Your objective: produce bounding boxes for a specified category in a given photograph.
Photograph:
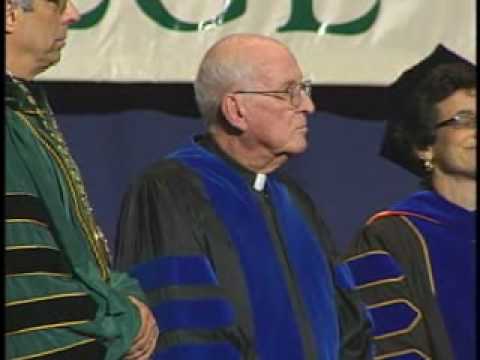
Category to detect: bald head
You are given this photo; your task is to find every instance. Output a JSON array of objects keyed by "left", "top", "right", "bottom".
[
  {"left": 194, "top": 34, "right": 296, "bottom": 128},
  {"left": 203, "top": 33, "right": 292, "bottom": 70}
]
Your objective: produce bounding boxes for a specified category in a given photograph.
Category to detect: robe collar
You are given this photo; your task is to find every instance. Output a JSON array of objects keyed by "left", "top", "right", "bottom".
[
  {"left": 196, "top": 134, "right": 268, "bottom": 193},
  {"left": 391, "top": 190, "right": 476, "bottom": 225}
]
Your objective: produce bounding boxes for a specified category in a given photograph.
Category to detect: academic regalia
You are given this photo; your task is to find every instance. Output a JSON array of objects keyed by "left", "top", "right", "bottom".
[
  {"left": 343, "top": 44, "right": 476, "bottom": 360},
  {"left": 5, "top": 75, "right": 144, "bottom": 359},
  {"left": 344, "top": 191, "right": 475, "bottom": 359},
  {"left": 114, "top": 135, "right": 372, "bottom": 359}
]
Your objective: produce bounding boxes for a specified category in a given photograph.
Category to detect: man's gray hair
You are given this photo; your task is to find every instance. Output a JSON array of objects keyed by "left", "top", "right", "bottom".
[
  {"left": 194, "top": 46, "right": 255, "bottom": 128},
  {"left": 10, "top": 0, "right": 34, "bottom": 11}
]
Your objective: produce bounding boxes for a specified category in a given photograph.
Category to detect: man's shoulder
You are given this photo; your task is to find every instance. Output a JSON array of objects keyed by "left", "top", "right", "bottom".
[
  {"left": 130, "top": 157, "right": 204, "bottom": 195},
  {"left": 142, "top": 158, "right": 187, "bottom": 177},
  {"left": 276, "top": 172, "right": 314, "bottom": 205},
  {"left": 347, "top": 208, "right": 424, "bottom": 261},
  {"left": 5, "top": 101, "right": 23, "bottom": 124},
  {"left": 276, "top": 171, "right": 302, "bottom": 191},
  {"left": 359, "top": 209, "right": 417, "bottom": 244}
]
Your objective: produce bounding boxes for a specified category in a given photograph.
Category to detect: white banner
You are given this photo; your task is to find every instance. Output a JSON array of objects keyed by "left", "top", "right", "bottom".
[{"left": 40, "top": 0, "right": 476, "bottom": 85}]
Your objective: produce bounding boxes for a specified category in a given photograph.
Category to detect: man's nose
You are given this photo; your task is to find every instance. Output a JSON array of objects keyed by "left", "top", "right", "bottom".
[
  {"left": 299, "top": 92, "right": 315, "bottom": 114},
  {"left": 63, "top": 1, "right": 81, "bottom": 26}
]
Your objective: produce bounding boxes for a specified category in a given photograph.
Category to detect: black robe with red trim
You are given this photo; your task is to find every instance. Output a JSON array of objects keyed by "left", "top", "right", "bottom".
[{"left": 343, "top": 190, "right": 476, "bottom": 360}]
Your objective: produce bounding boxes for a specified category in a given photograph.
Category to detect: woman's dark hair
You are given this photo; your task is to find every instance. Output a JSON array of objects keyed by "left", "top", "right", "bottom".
[{"left": 392, "top": 62, "right": 476, "bottom": 185}]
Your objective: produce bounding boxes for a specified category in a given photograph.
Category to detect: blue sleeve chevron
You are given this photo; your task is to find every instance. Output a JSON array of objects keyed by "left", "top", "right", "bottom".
[
  {"left": 129, "top": 255, "right": 218, "bottom": 290},
  {"left": 129, "top": 255, "right": 236, "bottom": 332},
  {"left": 345, "top": 251, "right": 404, "bottom": 289},
  {"left": 368, "top": 300, "right": 420, "bottom": 339},
  {"left": 153, "top": 342, "right": 241, "bottom": 359},
  {"left": 153, "top": 298, "right": 235, "bottom": 331}
]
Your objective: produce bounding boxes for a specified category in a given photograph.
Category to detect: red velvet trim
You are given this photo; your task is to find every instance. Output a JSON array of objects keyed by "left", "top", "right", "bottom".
[{"left": 366, "top": 210, "right": 441, "bottom": 225}]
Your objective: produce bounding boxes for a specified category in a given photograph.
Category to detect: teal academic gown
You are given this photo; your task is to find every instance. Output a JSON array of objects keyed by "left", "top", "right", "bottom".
[{"left": 5, "top": 76, "right": 144, "bottom": 360}]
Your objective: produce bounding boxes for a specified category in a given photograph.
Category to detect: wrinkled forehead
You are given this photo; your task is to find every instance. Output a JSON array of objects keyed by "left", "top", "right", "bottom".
[{"left": 252, "top": 46, "right": 303, "bottom": 87}]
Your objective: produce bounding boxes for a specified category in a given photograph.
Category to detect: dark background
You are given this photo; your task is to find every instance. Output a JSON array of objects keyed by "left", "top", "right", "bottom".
[{"left": 45, "top": 82, "right": 418, "bottom": 252}]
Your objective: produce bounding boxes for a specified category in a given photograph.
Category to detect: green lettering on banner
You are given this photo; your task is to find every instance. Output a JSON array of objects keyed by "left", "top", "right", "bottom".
[
  {"left": 70, "top": 0, "right": 110, "bottom": 29},
  {"left": 279, "top": 0, "right": 381, "bottom": 35},
  {"left": 278, "top": 0, "right": 322, "bottom": 32},
  {"left": 327, "top": 0, "right": 381, "bottom": 35},
  {"left": 136, "top": 0, "right": 246, "bottom": 31}
]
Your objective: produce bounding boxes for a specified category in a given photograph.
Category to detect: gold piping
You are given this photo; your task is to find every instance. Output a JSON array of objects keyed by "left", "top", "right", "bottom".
[
  {"left": 344, "top": 250, "right": 390, "bottom": 263},
  {"left": 6, "top": 320, "right": 90, "bottom": 336},
  {"left": 12, "top": 338, "right": 96, "bottom": 360},
  {"left": 6, "top": 292, "right": 87, "bottom": 307},
  {"left": 15, "top": 111, "right": 109, "bottom": 279},
  {"left": 400, "top": 216, "right": 436, "bottom": 294},
  {"left": 6, "top": 192, "right": 36, "bottom": 197},
  {"left": 344, "top": 250, "right": 406, "bottom": 289},
  {"left": 374, "top": 348, "right": 430, "bottom": 360},
  {"left": 6, "top": 272, "right": 72, "bottom": 278},
  {"left": 354, "top": 276, "right": 405, "bottom": 290},
  {"left": 6, "top": 245, "right": 59, "bottom": 251},
  {"left": 367, "top": 298, "right": 421, "bottom": 340},
  {"left": 6, "top": 219, "right": 49, "bottom": 228}
]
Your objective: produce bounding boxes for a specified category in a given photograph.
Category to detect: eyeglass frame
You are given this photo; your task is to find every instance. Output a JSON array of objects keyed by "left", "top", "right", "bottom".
[
  {"left": 435, "top": 111, "right": 476, "bottom": 130},
  {"left": 233, "top": 80, "right": 312, "bottom": 108}
]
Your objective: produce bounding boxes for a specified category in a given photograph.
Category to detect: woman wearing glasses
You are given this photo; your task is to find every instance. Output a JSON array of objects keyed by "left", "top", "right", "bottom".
[{"left": 343, "top": 46, "right": 476, "bottom": 360}]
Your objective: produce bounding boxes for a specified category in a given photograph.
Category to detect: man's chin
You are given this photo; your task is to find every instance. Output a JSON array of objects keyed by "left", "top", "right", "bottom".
[
  {"left": 50, "top": 52, "right": 62, "bottom": 66},
  {"left": 286, "top": 142, "right": 308, "bottom": 156},
  {"left": 38, "top": 54, "right": 62, "bottom": 73}
]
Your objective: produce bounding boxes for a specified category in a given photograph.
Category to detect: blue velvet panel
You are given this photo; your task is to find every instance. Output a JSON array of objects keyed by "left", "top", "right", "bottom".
[
  {"left": 170, "top": 144, "right": 305, "bottom": 359},
  {"left": 129, "top": 255, "right": 217, "bottom": 291},
  {"left": 369, "top": 301, "right": 418, "bottom": 337},
  {"left": 153, "top": 342, "right": 241, "bottom": 360},
  {"left": 170, "top": 141, "right": 340, "bottom": 359},
  {"left": 391, "top": 191, "right": 476, "bottom": 360},
  {"left": 346, "top": 253, "right": 403, "bottom": 288},
  {"left": 152, "top": 299, "right": 235, "bottom": 332},
  {"left": 269, "top": 182, "right": 339, "bottom": 360},
  {"left": 334, "top": 263, "right": 356, "bottom": 290},
  {"left": 379, "top": 351, "right": 425, "bottom": 360}
]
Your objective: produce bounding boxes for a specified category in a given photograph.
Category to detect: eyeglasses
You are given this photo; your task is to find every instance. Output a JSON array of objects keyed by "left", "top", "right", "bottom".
[
  {"left": 234, "top": 80, "right": 312, "bottom": 108},
  {"left": 435, "top": 111, "right": 476, "bottom": 130}
]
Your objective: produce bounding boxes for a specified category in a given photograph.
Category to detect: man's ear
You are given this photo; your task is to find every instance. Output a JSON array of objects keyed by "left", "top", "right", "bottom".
[
  {"left": 6, "top": 0, "right": 26, "bottom": 34},
  {"left": 6, "top": 1, "right": 20, "bottom": 34},
  {"left": 221, "top": 94, "right": 248, "bottom": 132}
]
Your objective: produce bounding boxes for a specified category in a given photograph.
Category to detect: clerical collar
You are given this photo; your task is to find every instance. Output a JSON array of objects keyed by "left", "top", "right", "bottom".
[
  {"left": 196, "top": 134, "right": 268, "bottom": 192},
  {"left": 253, "top": 173, "right": 267, "bottom": 192}
]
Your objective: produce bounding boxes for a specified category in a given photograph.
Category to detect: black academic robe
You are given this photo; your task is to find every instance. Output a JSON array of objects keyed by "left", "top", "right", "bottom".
[
  {"left": 115, "top": 135, "right": 371, "bottom": 359},
  {"left": 343, "top": 190, "right": 475, "bottom": 360}
]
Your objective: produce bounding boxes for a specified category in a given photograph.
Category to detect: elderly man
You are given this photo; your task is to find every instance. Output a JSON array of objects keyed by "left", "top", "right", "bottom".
[
  {"left": 5, "top": 1, "right": 157, "bottom": 359},
  {"left": 115, "top": 34, "right": 371, "bottom": 359}
]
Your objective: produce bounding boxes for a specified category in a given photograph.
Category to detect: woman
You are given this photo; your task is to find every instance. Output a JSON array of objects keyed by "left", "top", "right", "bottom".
[{"left": 343, "top": 46, "right": 476, "bottom": 360}]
